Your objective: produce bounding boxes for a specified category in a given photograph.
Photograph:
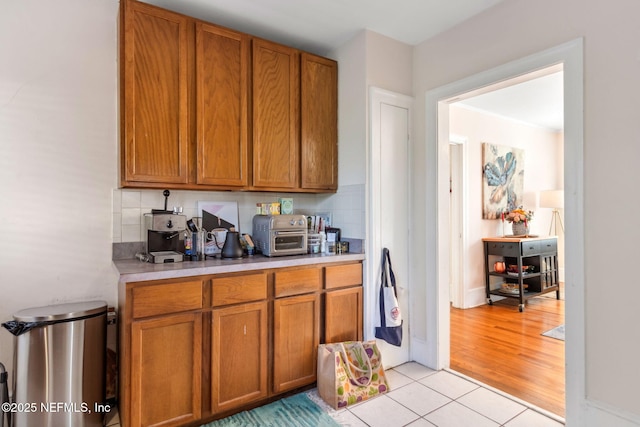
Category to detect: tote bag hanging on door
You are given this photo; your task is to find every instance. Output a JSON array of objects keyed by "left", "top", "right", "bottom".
[{"left": 374, "top": 248, "right": 403, "bottom": 346}]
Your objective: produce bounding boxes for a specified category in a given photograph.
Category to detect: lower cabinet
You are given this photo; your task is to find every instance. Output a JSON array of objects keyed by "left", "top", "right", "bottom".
[
  {"left": 324, "top": 263, "right": 363, "bottom": 343},
  {"left": 130, "top": 312, "right": 202, "bottom": 427},
  {"left": 325, "top": 286, "right": 363, "bottom": 343},
  {"left": 211, "top": 301, "right": 268, "bottom": 413},
  {"left": 121, "top": 261, "right": 362, "bottom": 427},
  {"left": 273, "top": 293, "right": 320, "bottom": 393}
]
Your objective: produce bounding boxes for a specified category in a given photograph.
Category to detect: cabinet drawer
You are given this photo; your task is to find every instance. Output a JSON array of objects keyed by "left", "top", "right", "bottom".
[
  {"left": 538, "top": 239, "right": 558, "bottom": 254},
  {"left": 274, "top": 267, "right": 321, "bottom": 298},
  {"left": 325, "top": 263, "right": 362, "bottom": 289},
  {"left": 132, "top": 280, "right": 203, "bottom": 319},
  {"left": 521, "top": 241, "right": 539, "bottom": 256},
  {"left": 212, "top": 273, "right": 268, "bottom": 307},
  {"left": 486, "top": 242, "right": 519, "bottom": 256}
]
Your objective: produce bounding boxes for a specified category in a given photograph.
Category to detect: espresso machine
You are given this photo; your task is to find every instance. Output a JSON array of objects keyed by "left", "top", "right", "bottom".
[{"left": 144, "top": 212, "right": 187, "bottom": 263}]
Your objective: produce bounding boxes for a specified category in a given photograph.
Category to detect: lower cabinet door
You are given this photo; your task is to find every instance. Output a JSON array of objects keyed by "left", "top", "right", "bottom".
[
  {"left": 273, "top": 293, "right": 320, "bottom": 393},
  {"left": 131, "top": 312, "right": 202, "bottom": 427},
  {"left": 211, "top": 301, "right": 268, "bottom": 413},
  {"left": 325, "top": 287, "right": 363, "bottom": 343}
]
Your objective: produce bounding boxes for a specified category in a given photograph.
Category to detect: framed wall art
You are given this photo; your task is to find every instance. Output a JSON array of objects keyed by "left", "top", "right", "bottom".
[
  {"left": 482, "top": 143, "right": 525, "bottom": 219},
  {"left": 197, "top": 201, "right": 239, "bottom": 232}
]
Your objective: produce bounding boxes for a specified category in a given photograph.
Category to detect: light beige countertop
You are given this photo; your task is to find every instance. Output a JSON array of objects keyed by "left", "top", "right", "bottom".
[
  {"left": 113, "top": 252, "right": 365, "bottom": 283},
  {"left": 482, "top": 235, "right": 558, "bottom": 243}
]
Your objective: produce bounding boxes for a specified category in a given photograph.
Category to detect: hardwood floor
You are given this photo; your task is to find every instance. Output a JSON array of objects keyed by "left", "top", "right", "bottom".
[{"left": 450, "top": 290, "right": 565, "bottom": 417}]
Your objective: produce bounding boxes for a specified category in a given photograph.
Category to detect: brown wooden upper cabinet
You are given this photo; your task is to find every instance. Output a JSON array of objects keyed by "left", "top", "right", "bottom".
[
  {"left": 196, "top": 22, "right": 250, "bottom": 188},
  {"left": 121, "top": 0, "right": 191, "bottom": 185},
  {"left": 120, "top": 0, "right": 337, "bottom": 193},
  {"left": 301, "top": 53, "right": 338, "bottom": 191},
  {"left": 252, "top": 41, "right": 338, "bottom": 192},
  {"left": 252, "top": 39, "right": 300, "bottom": 190}
]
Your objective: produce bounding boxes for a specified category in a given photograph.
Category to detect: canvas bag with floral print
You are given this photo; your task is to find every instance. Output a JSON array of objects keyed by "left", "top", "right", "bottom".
[{"left": 317, "top": 340, "right": 390, "bottom": 409}]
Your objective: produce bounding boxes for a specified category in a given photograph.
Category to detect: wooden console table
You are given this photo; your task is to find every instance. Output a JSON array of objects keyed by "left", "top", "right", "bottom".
[{"left": 483, "top": 236, "right": 559, "bottom": 312}]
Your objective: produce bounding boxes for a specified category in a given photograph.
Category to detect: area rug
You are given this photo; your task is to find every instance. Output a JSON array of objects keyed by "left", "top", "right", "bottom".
[
  {"left": 542, "top": 324, "right": 565, "bottom": 341},
  {"left": 201, "top": 392, "right": 340, "bottom": 427}
]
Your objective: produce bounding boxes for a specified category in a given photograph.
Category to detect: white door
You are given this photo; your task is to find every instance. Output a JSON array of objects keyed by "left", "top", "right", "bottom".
[
  {"left": 368, "top": 87, "right": 412, "bottom": 368},
  {"left": 449, "top": 135, "right": 467, "bottom": 309}
]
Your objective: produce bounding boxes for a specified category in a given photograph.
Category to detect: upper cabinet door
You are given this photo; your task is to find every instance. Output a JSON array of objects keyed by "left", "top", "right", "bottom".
[
  {"left": 300, "top": 53, "right": 338, "bottom": 191},
  {"left": 196, "top": 23, "right": 250, "bottom": 187},
  {"left": 252, "top": 39, "right": 299, "bottom": 189},
  {"left": 121, "top": 0, "right": 191, "bottom": 184}
]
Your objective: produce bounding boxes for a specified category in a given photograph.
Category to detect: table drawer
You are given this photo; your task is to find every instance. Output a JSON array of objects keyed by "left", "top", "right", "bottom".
[
  {"left": 521, "top": 241, "right": 540, "bottom": 256},
  {"left": 212, "top": 273, "right": 268, "bottom": 307},
  {"left": 486, "top": 242, "right": 519, "bottom": 256},
  {"left": 132, "top": 280, "right": 203, "bottom": 319},
  {"left": 274, "top": 267, "right": 322, "bottom": 298},
  {"left": 538, "top": 239, "right": 558, "bottom": 254}
]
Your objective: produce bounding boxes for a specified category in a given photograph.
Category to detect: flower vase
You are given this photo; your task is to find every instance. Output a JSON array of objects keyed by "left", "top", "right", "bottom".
[{"left": 512, "top": 221, "right": 529, "bottom": 236}]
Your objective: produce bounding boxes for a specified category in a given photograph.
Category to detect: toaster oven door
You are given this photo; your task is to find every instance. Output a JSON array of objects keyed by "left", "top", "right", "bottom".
[{"left": 273, "top": 231, "right": 306, "bottom": 253}]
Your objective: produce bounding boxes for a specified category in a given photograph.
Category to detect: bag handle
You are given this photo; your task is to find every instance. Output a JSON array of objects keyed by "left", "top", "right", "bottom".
[
  {"left": 381, "top": 248, "right": 397, "bottom": 290},
  {"left": 338, "top": 342, "right": 373, "bottom": 387}
]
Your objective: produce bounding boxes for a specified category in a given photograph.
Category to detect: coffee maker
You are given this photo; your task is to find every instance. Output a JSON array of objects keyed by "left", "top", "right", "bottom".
[{"left": 144, "top": 213, "right": 187, "bottom": 263}]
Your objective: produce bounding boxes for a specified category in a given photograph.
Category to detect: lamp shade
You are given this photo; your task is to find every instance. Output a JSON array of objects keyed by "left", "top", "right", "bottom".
[{"left": 540, "top": 190, "right": 564, "bottom": 209}]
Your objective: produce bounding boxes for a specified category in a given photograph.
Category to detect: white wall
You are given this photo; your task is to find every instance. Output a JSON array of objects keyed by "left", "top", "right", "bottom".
[
  {"left": 412, "top": 0, "right": 640, "bottom": 423},
  {"left": 0, "top": 0, "right": 120, "bottom": 372},
  {"left": 449, "top": 105, "right": 563, "bottom": 308},
  {"left": 365, "top": 32, "right": 413, "bottom": 97},
  {"left": 329, "top": 30, "right": 413, "bottom": 189},
  {"left": 331, "top": 32, "right": 366, "bottom": 187}
]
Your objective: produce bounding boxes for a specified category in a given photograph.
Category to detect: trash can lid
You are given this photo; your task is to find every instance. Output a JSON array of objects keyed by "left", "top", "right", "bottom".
[{"left": 13, "top": 300, "right": 107, "bottom": 322}]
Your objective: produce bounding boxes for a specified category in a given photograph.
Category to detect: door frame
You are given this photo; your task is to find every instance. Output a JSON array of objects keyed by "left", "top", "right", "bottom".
[{"left": 423, "top": 38, "right": 584, "bottom": 423}]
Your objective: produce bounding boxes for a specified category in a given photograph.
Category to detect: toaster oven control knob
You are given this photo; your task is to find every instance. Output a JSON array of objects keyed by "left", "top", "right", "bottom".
[
  {"left": 290, "top": 219, "right": 296, "bottom": 226},
  {"left": 166, "top": 220, "right": 173, "bottom": 229},
  {"left": 298, "top": 219, "right": 306, "bottom": 226}
]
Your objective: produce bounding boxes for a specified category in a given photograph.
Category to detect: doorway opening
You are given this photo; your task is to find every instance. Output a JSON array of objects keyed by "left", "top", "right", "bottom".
[
  {"left": 422, "top": 38, "right": 584, "bottom": 424},
  {"left": 446, "top": 68, "right": 566, "bottom": 416},
  {"left": 447, "top": 66, "right": 565, "bottom": 309}
]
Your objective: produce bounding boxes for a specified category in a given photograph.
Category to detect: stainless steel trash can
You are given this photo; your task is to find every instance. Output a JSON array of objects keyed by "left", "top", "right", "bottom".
[{"left": 11, "top": 301, "right": 107, "bottom": 427}]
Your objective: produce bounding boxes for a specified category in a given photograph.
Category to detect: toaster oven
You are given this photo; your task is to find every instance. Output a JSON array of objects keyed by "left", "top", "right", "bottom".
[{"left": 252, "top": 215, "right": 308, "bottom": 257}]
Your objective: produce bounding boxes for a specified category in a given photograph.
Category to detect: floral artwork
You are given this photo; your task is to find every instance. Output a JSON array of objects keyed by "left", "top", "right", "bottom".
[{"left": 482, "top": 143, "right": 525, "bottom": 219}]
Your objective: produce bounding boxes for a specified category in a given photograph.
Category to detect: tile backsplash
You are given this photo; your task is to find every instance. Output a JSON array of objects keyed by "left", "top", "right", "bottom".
[{"left": 112, "top": 184, "right": 365, "bottom": 246}]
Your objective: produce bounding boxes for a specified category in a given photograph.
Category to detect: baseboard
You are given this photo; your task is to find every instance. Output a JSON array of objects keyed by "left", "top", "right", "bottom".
[
  {"left": 409, "top": 336, "right": 431, "bottom": 368},
  {"left": 580, "top": 398, "right": 640, "bottom": 427},
  {"left": 466, "top": 285, "right": 492, "bottom": 308}
]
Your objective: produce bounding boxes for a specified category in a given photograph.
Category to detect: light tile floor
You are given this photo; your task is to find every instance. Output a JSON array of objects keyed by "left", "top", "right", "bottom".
[{"left": 104, "top": 362, "right": 566, "bottom": 427}]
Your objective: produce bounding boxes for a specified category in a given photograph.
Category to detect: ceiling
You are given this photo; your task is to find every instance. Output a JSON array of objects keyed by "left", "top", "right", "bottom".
[
  {"left": 140, "top": 0, "right": 563, "bottom": 131},
  {"left": 140, "top": 0, "right": 505, "bottom": 54},
  {"left": 455, "top": 71, "right": 565, "bottom": 131}
]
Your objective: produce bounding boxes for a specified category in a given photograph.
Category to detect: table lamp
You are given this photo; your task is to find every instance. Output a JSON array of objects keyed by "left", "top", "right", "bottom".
[{"left": 540, "top": 189, "right": 564, "bottom": 236}]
